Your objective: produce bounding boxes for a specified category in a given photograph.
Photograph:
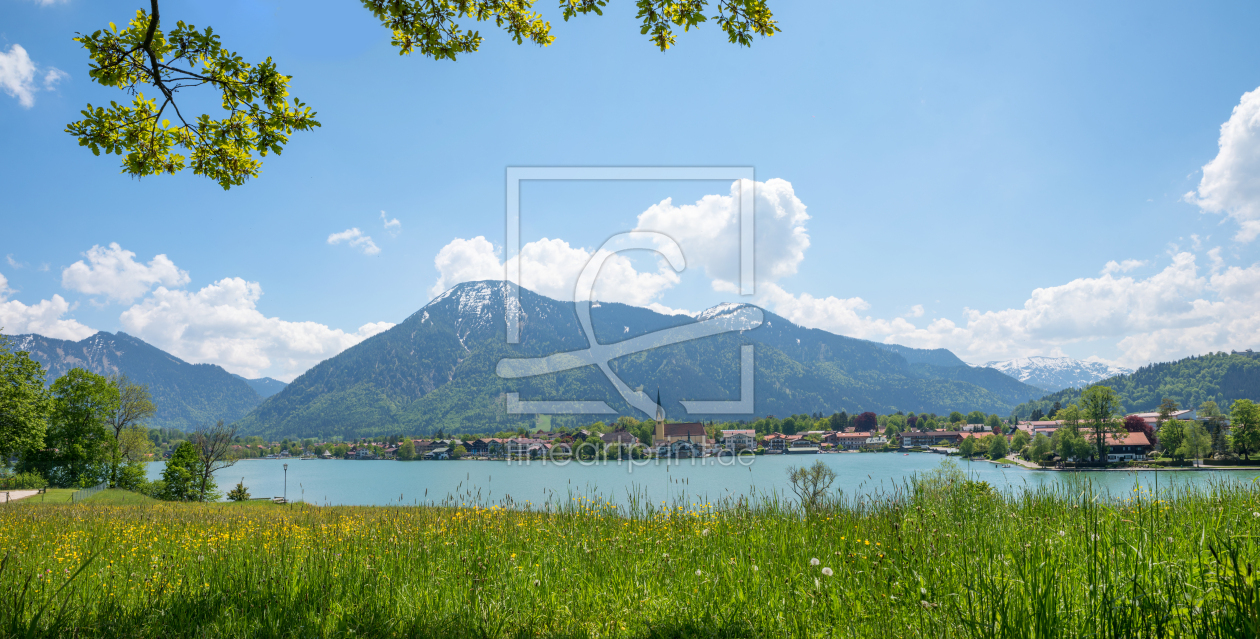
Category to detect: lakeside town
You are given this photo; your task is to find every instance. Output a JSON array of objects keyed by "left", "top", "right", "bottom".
[{"left": 216, "top": 394, "right": 1258, "bottom": 470}]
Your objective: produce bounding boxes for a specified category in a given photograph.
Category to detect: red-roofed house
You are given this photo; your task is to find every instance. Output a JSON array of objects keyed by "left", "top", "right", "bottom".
[{"left": 1105, "top": 431, "right": 1153, "bottom": 462}]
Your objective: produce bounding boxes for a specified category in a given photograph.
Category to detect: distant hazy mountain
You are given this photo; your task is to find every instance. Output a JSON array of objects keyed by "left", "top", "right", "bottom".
[
  {"left": 10, "top": 331, "right": 264, "bottom": 431},
  {"left": 233, "top": 375, "right": 288, "bottom": 399},
  {"left": 235, "top": 281, "right": 1047, "bottom": 439},
  {"left": 983, "top": 356, "right": 1133, "bottom": 392}
]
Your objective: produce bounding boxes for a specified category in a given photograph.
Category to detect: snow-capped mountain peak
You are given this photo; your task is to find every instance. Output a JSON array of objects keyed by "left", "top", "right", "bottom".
[{"left": 981, "top": 355, "right": 1132, "bottom": 392}]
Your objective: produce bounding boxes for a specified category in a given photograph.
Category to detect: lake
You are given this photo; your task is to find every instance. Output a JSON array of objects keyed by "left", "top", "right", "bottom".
[{"left": 147, "top": 453, "right": 1260, "bottom": 508}]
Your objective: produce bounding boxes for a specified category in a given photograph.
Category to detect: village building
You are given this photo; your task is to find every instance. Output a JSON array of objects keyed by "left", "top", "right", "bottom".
[
  {"left": 900, "top": 431, "right": 966, "bottom": 447},
  {"left": 721, "top": 429, "right": 757, "bottom": 451},
  {"left": 1105, "top": 432, "right": 1153, "bottom": 462}
]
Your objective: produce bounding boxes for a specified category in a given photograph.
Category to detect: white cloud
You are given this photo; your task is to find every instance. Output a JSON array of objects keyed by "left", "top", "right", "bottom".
[
  {"left": 328, "top": 228, "right": 380, "bottom": 255},
  {"left": 381, "top": 211, "right": 401, "bottom": 237},
  {"left": 0, "top": 45, "right": 38, "bottom": 108},
  {"left": 120, "top": 278, "right": 394, "bottom": 381},
  {"left": 1185, "top": 85, "right": 1260, "bottom": 242},
  {"left": 42, "top": 67, "right": 67, "bottom": 89},
  {"left": 0, "top": 273, "right": 96, "bottom": 340},
  {"left": 429, "top": 235, "right": 681, "bottom": 306},
  {"left": 633, "top": 178, "right": 810, "bottom": 293},
  {"left": 61, "top": 243, "right": 190, "bottom": 303},
  {"left": 761, "top": 252, "right": 1260, "bottom": 368},
  {"left": 1101, "top": 259, "right": 1147, "bottom": 275},
  {"left": 5, "top": 255, "right": 25, "bottom": 269},
  {"left": 906, "top": 304, "right": 925, "bottom": 318}
]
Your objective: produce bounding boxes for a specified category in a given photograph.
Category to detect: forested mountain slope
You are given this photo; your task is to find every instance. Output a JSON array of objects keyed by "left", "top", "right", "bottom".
[
  {"left": 1011, "top": 352, "right": 1260, "bottom": 417},
  {"left": 235, "top": 281, "right": 1046, "bottom": 439},
  {"left": 11, "top": 331, "right": 266, "bottom": 430}
]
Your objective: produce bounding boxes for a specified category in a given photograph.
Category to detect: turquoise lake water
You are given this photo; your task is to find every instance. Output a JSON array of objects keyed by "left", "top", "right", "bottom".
[{"left": 147, "top": 453, "right": 1260, "bottom": 507}]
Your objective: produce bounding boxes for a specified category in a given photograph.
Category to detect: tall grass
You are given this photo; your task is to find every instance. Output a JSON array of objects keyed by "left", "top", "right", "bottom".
[{"left": 1, "top": 468, "right": 1258, "bottom": 637}]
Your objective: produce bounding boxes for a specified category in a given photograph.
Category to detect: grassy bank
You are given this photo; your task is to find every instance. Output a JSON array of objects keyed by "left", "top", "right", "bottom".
[{"left": 1, "top": 471, "right": 1259, "bottom": 638}]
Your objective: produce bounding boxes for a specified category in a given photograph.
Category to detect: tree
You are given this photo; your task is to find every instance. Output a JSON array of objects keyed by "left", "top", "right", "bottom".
[
  {"left": 966, "top": 410, "right": 986, "bottom": 425},
  {"left": 161, "top": 440, "right": 199, "bottom": 501},
  {"left": 115, "top": 426, "right": 158, "bottom": 490},
  {"left": 985, "top": 414, "right": 1002, "bottom": 431},
  {"left": 1029, "top": 408, "right": 1044, "bottom": 421},
  {"left": 1157, "top": 397, "right": 1180, "bottom": 427},
  {"left": 19, "top": 369, "right": 119, "bottom": 487},
  {"left": 1080, "top": 385, "right": 1120, "bottom": 462},
  {"left": 1029, "top": 432, "right": 1053, "bottom": 462},
  {"left": 854, "top": 412, "right": 878, "bottom": 432},
  {"left": 72, "top": 0, "right": 779, "bottom": 189},
  {"left": 958, "top": 436, "right": 975, "bottom": 459},
  {"left": 949, "top": 411, "right": 965, "bottom": 424},
  {"left": 105, "top": 375, "right": 157, "bottom": 488},
  {"left": 0, "top": 334, "right": 53, "bottom": 468},
  {"left": 1011, "top": 429, "right": 1030, "bottom": 451},
  {"left": 1159, "top": 420, "right": 1186, "bottom": 461},
  {"left": 987, "top": 434, "right": 1009, "bottom": 460},
  {"left": 1178, "top": 421, "right": 1212, "bottom": 466},
  {"left": 1048, "top": 401, "right": 1062, "bottom": 419},
  {"left": 829, "top": 411, "right": 850, "bottom": 431},
  {"left": 787, "top": 459, "right": 836, "bottom": 512},
  {"left": 1230, "top": 399, "right": 1260, "bottom": 460},
  {"left": 451, "top": 445, "right": 467, "bottom": 459},
  {"left": 227, "top": 477, "right": 250, "bottom": 501},
  {"left": 189, "top": 420, "right": 239, "bottom": 501},
  {"left": 1199, "top": 401, "right": 1229, "bottom": 456},
  {"left": 397, "top": 438, "right": 416, "bottom": 460}
]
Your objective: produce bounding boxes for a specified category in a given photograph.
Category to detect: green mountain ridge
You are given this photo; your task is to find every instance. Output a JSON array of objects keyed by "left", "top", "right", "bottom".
[
  {"left": 11, "top": 331, "right": 274, "bottom": 431},
  {"left": 1011, "top": 351, "right": 1260, "bottom": 417},
  {"left": 234, "top": 281, "right": 1048, "bottom": 439}
]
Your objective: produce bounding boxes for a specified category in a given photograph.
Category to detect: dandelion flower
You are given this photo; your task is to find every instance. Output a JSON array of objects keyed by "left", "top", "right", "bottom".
[
  {"left": 821, "top": 567, "right": 833, "bottom": 577},
  {"left": 810, "top": 557, "right": 820, "bottom": 566},
  {"left": 702, "top": 528, "right": 710, "bottom": 536},
  {"left": 532, "top": 579, "right": 540, "bottom": 587},
  {"left": 1253, "top": 512, "right": 1259, "bottom": 518},
  {"left": 695, "top": 569, "right": 703, "bottom": 576},
  {"left": 1058, "top": 531, "right": 1065, "bottom": 537}
]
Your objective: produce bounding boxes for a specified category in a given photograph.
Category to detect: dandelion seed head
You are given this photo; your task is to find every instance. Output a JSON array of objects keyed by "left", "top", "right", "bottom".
[
  {"left": 821, "top": 567, "right": 833, "bottom": 576},
  {"left": 810, "top": 557, "right": 820, "bottom": 566}
]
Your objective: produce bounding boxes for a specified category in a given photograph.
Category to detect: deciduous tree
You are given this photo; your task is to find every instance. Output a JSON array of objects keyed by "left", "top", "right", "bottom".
[
  {"left": 189, "top": 420, "right": 239, "bottom": 501},
  {"left": 1230, "top": 399, "right": 1260, "bottom": 460},
  {"left": 71, "top": 0, "right": 779, "bottom": 188},
  {"left": 0, "top": 334, "right": 52, "bottom": 468},
  {"left": 1080, "top": 385, "right": 1120, "bottom": 462},
  {"left": 19, "top": 369, "right": 119, "bottom": 487},
  {"left": 106, "top": 374, "right": 156, "bottom": 488}
]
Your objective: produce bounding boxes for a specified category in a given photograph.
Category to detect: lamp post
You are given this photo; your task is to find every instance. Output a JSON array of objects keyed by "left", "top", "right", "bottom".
[{"left": 283, "top": 463, "right": 288, "bottom": 504}]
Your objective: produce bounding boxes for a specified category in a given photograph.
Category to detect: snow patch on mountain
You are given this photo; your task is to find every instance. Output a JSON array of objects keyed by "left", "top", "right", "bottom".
[{"left": 980, "top": 356, "right": 1133, "bottom": 392}]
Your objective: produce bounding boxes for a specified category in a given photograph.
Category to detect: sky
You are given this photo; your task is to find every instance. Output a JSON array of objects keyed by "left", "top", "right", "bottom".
[{"left": 2, "top": 0, "right": 1260, "bottom": 382}]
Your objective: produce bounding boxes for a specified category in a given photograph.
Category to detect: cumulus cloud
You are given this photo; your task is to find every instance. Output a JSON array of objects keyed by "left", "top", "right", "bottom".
[
  {"left": 381, "top": 211, "right": 401, "bottom": 237},
  {"left": 328, "top": 228, "right": 380, "bottom": 255},
  {"left": 62, "top": 243, "right": 190, "bottom": 303},
  {"left": 0, "top": 273, "right": 96, "bottom": 340},
  {"left": 1101, "top": 259, "right": 1147, "bottom": 275},
  {"left": 760, "top": 252, "right": 1260, "bottom": 368},
  {"left": 1185, "top": 85, "right": 1260, "bottom": 242},
  {"left": 634, "top": 178, "right": 810, "bottom": 293},
  {"left": 0, "top": 45, "right": 38, "bottom": 108},
  {"left": 120, "top": 278, "right": 394, "bottom": 381},
  {"left": 6, "top": 255, "right": 25, "bottom": 269},
  {"left": 429, "top": 235, "right": 681, "bottom": 306}
]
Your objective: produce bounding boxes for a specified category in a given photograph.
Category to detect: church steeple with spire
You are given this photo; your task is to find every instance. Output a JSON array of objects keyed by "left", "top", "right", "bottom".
[{"left": 654, "top": 387, "right": 665, "bottom": 441}]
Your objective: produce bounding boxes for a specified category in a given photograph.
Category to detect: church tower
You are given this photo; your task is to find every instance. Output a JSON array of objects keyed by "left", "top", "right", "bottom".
[{"left": 655, "top": 388, "right": 665, "bottom": 441}]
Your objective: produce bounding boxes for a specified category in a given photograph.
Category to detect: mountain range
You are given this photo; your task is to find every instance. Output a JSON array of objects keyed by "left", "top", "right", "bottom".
[
  {"left": 233, "top": 281, "right": 1047, "bottom": 439},
  {"left": 9, "top": 331, "right": 287, "bottom": 431},
  {"left": 981, "top": 356, "right": 1133, "bottom": 391},
  {"left": 1012, "top": 351, "right": 1260, "bottom": 417}
]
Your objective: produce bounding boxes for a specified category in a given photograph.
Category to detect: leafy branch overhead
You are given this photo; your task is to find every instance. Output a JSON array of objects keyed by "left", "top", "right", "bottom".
[{"left": 69, "top": 0, "right": 778, "bottom": 189}]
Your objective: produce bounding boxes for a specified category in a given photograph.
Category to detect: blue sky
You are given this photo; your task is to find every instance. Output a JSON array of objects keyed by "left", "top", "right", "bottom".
[{"left": 3, "top": 0, "right": 1260, "bottom": 381}]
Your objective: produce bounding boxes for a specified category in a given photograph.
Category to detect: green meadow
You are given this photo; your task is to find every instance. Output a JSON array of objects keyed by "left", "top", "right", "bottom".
[{"left": 2, "top": 467, "right": 1259, "bottom": 638}]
